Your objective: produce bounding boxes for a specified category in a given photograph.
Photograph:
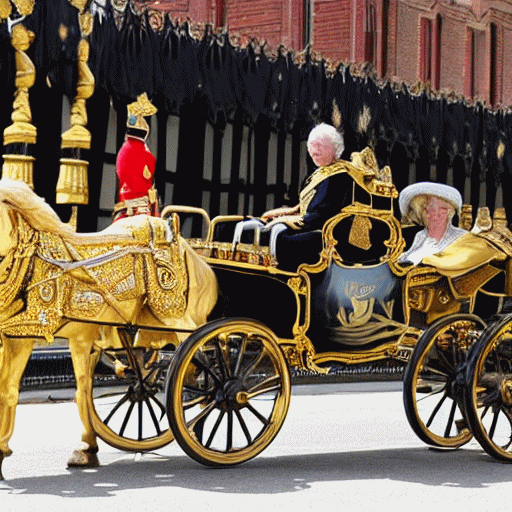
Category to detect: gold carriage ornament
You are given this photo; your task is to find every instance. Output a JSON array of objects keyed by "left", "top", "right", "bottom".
[
  {"left": 2, "top": 22, "right": 37, "bottom": 188},
  {"left": 56, "top": 4, "right": 95, "bottom": 206}
]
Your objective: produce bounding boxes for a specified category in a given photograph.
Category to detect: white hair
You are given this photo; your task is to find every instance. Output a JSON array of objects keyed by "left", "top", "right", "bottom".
[{"left": 307, "top": 123, "right": 344, "bottom": 159}]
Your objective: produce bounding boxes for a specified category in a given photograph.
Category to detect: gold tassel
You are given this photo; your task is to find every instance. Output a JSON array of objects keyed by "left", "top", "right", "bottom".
[
  {"left": 56, "top": 12, "right": 94, "bottom": 206},
  {"left": 2, "top": 24, "right": 36, "bottom": 187},
  {"left": 348, "top": 215, "right": 372, "bottom": 250}
]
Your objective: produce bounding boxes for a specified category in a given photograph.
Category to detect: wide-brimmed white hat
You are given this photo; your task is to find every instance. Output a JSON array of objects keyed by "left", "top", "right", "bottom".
[{"left": 399, "top": 182, "right": 463, "bottom": 225}]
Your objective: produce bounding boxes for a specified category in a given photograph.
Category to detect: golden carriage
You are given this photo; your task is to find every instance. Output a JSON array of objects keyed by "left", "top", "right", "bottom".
[
  {"left": 159, "top": 149, "right": 512, "bottom": 466},
  {"left": 1, "top": 149, "right": 512, "bottom": 479},
  {"left": 1, "top": 3, "right": 510, "bottom": 479}
]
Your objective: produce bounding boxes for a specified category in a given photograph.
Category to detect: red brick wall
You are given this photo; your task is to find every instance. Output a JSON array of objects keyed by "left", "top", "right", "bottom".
[
  {"left": 224, "top": 0, "right": 284, "bottom": 46},
  {"left": 311, "top": 0, "right": 352, "bottom": 62},
  {"left": 143, "top": 0, "right": 214, "bottom": 22},
  {"left": 394, "top": 2, "right": 418, "bottom": 83},
  {"left": 439, "top": 17, "right": 467, "bottom": 96},
  {"left": 502, "top": 26, "right": 512, "bottom": 106},
  {"left": 143, "top": 0, "right": 512, "bottom": 107},
  {"left": 223, "top": 0, "right": 304, "bottom": 50},
  {"left": 386, "top": 0, "right": 398, "bottom": 78}
]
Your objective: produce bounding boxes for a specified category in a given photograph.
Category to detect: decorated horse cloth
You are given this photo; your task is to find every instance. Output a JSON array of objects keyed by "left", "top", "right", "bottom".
[{"left": 0, "top": 211, "right": 217, "bottom": 342}]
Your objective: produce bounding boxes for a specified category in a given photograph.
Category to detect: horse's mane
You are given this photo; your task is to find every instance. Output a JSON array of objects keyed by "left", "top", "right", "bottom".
[{"left": 0, "top": 179, "right": 77, "bottom": 240}]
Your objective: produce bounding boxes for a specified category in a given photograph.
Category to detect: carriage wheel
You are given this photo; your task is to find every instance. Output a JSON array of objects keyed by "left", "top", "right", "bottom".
[
  {"left": 463, "top": 314, "right": 512, "bottom": 461},
  {"left": 403, "top": 314, "right": 486, "bottom": 448},
  {"left": 166, "top": 318, "right": 291, "bottom": 466},
  {"left": 88, "top": 345, "right": 175, "bottom": 452}
]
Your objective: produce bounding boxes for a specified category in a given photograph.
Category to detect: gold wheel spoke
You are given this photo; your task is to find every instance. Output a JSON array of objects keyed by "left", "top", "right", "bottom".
[
  {"left": 187, "top": 399, "right": 218, "bottom": 431},
  {"left": 183, "top": 393, "right": 210, "bottom": 409},
  {"left": 215, "top": 339, "right": 231, "bottom": 380},
  {"left": 241, "top": 346, "right": 266, "bottom": 381},
  {"left": 417, "top": 383, "right": 447, "bottom": 403},
  {"left": 233, "top": 335, "right": 248, "bottom": 377},
  {"left": 247, "top": 374, "right": 280, "bottom": 395}
]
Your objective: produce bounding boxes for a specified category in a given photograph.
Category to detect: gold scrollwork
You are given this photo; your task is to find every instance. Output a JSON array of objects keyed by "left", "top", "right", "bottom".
[{"left": 157, "top": 265, "right": 177, "bottom": 290}]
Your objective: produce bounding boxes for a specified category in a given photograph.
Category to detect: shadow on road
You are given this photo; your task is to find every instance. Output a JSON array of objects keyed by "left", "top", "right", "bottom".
[{"left": 0, "top": 446, "right": 505, "bottom": 498}]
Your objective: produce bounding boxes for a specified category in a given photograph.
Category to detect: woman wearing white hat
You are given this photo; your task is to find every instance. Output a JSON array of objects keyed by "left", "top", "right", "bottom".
[
  {"left": 398, "top": 182, "right": 506, "bottom": 274},
  {"left": 399, "top": 182, "right": 466, "bottom": 265}
]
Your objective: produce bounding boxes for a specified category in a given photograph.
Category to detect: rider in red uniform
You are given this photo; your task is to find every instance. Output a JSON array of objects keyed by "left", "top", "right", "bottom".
[{"left": 114, "top": 93, "right": 159, "bottom": 221}]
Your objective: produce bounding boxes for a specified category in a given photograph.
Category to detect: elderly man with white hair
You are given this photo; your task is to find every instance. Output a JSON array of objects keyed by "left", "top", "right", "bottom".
[{"left": 233, "top": 122, "right": 353, "bottom": 270}]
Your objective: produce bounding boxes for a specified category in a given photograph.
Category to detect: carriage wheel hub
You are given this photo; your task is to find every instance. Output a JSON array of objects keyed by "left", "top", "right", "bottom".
[
  {"left": 500, "top": 379, "right": 512, "bottom": 406},
  {"left": 219, "top": 379, "right": 247, "bottom": 409}
]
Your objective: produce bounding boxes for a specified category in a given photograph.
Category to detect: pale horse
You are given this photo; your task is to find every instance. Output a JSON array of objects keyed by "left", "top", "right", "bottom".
[{"left": 0, "top": 179, "right": 218, "bottom": 479}]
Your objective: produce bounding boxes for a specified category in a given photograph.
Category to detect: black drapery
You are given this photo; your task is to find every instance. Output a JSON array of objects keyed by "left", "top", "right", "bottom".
[{"left": 1, "top": 0, "right": 511, "bottom": 231}]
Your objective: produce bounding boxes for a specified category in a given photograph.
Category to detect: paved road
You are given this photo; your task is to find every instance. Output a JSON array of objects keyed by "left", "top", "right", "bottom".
[{"left": 1, "top": 382, "right": 510, "bottom": 511}]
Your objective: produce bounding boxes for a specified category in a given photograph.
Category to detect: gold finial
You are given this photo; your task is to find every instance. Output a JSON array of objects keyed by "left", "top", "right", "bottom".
[
  {"left": 459, "top": 204, "right": 473, "bottom": 231},
  {"left": 5, "top": 23, "right": 37, "bottom": 137},
  {"left": 0, "top": 0, "right": 12, "bottom": 20},
  {"left": 493, "top": 207, "right": 508, "bottom": 229},
  {"left": 79, "top": 11, "right": 93, "bottom": 36},
  {"left": 12, "top": 0, "right": 34, "bottom": 16},
  {"left": 471, "top": 206, "right": 493, "bottom": 234},
  {"left": 127, "top": 93, "right": 158, "bottom": 133},
  {"left": 57, "top": 17, "right": 95, "bottom": 205},
  {"left": 61, "top": 39, "right": 94, "bottom": 150},
  {"left": 2, "top": 23, "right": 37, "bottom": 188},
  {"left": 69, "top": 0, "right": 90, "bottom": 12}
]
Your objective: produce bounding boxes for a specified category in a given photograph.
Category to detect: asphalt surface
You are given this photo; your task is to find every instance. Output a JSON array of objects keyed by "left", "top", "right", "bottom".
[{"left": 2, "top": 381, "right": 510, "bottom": 512}]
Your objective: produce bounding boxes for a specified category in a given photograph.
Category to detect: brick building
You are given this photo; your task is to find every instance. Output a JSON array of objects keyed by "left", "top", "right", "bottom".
[{"left": 142, "top": 0, "right": 512, "bottom": 108}]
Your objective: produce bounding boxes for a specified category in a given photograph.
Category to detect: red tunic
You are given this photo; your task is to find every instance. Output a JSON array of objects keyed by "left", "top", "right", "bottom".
[{"left": 116, "top": 136, "right": 156, "bottom": 202}]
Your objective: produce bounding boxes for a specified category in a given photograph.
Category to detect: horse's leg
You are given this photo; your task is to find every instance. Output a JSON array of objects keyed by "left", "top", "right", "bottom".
[
  {"left": 66, "top": 325, "right": 100, "bottom": 468},
  {"left": 0, "top": 336, "right": 34, "bottom": 480}
]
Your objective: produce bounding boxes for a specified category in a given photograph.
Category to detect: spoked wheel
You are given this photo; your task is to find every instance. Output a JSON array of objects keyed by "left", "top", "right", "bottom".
[
  {"left": 166, "top": 318, "right": 291, "bottom": 466},
  {"left": 88, "top": 341, "right": 175, "bottom": 452},
  {"left": 464, "top": 314, "right": 512, "bottom": 461},
  {"left": 403, "top": 313, "right": 486, "bottom": 448}
]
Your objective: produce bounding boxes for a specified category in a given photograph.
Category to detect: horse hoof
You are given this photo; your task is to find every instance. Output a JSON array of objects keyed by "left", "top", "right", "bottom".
[{"left": 67, "top": 443, "right": 100, "bottom": 468}]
